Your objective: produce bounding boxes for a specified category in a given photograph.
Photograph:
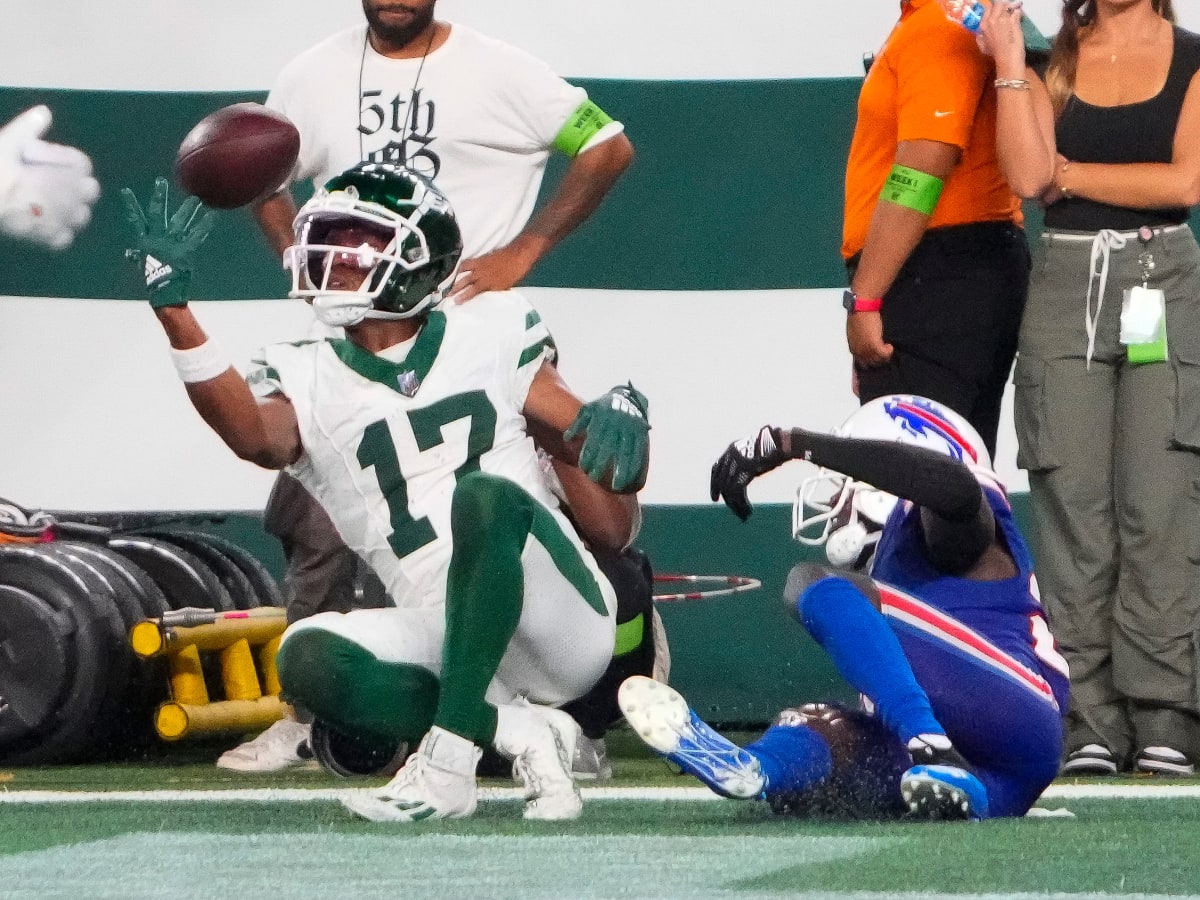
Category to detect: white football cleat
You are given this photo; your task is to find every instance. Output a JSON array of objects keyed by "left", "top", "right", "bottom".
[
  {"left": 513, "top": 731, "right": 612, "bottom": 785},
  {"left": 216, "top": 718, "right": 314, "bottom": 773},
  {"left": 618, "top": 675, "right": 765, "bottom": 799},
  {"left": 496, "top": 702, "right": 582, "bottom": 820},
  {"left": 341, "top": 726, "right": 481, "bottom": 823},
  {"left": 572, "top": 734, "right": 614, "bottom": 782}
]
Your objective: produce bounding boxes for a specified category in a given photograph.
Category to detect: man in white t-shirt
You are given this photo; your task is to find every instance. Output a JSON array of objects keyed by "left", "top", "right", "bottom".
[
  {"left": 256, "top": 0, "right": 633, "bottom": 301},
  {"left": 223, "top": 0, "right": 634, "bottom": 773}
]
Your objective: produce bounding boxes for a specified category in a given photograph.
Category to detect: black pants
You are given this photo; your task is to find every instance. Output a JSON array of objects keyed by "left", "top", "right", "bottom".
[
  {"left": 561, "top": 546, "right": 656, "bottom": 739},
  {"left": 263, "top": 472, "right": 386, "bottom": 624},
  {"left": 850, "top": 221, "right": 1031, "bottom": 458}
]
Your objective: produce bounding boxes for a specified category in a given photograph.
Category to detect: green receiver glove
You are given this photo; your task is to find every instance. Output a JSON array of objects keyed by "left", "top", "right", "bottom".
[
  {"left": 120, "top": 176, "right": 217, "bottom": 308},
  {"left": 564, "top": 382, "right": 650, "bottom": 493}
]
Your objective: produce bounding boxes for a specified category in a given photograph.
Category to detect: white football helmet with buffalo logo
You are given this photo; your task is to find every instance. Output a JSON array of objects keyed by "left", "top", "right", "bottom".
[{"left": 793, "top": 395, "right": 996, "bottom": 568}]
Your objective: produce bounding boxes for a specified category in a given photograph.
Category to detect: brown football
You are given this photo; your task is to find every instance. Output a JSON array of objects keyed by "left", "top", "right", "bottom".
[{"left": 174, "top": 103, "right": 300, "bottom": 209}]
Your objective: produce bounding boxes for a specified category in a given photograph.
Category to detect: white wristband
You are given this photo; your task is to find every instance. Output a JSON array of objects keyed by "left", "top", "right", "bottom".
[{"left": 170, "top": 339, "right": 231, "bottom": 383}]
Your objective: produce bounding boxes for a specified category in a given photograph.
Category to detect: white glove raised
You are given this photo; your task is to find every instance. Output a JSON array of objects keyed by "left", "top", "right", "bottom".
[{"left": 0, "top": 106, "right": 100, "bottom": 250}]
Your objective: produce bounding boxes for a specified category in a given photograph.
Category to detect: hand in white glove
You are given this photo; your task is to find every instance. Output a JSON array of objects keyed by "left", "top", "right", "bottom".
[{"left": 0, "top": 106, "right": 100, "bottom": 250}]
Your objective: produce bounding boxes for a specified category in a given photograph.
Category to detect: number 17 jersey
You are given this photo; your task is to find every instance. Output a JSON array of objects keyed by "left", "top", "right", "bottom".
[{"left": 248, "top": 291, "right": 562, "bottom": 608}]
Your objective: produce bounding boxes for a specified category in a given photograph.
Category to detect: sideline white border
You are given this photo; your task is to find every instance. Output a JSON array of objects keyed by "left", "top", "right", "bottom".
[{"left": 0, "top": 783, "right": 1196, "bottom": 804}]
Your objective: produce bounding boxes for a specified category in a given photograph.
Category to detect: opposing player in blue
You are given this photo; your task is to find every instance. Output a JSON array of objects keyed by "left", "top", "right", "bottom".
[{"left": 620, "top": 396, "right": 1068, "bottom": 820}]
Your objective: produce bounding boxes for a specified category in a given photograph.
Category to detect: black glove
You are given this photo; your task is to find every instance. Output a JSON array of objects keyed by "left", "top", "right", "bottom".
[{"left": 709, "top": 426, "right": 786, "bottom": 521}]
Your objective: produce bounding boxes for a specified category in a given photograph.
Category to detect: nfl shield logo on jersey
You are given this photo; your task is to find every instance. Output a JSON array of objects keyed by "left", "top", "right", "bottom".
[{"left": 397, "top": 370, "right": 420, "bottom": 397}]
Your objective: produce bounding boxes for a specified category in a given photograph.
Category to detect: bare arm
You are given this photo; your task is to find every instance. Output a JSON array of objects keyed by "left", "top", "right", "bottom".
[
  {"left": 519, "top": 132, "right": 634, "bottom": 261},
  {"left": 254, "top": 190, "right": 299, "bottom": 260},
  {"left": 550, "top": 457, "right": 640, "bottom": 553},
  {"left": 524, "top": 353, "right": 652, "bottom": 495},
  {"left": 521, "top": 363, "right": 638, "bottom": 550},
  {"left": 994, "top": 69, "right": 1057, "bottom": 199},
  {"left": 977, "top": 2, "right": 1057, "bottom": 198},
  {"left": 848, "top": 138, "right": 961, "bottom": 367},
  {"left": 522, "top": 360, "right": 586, "bottom": 462},
  {"left": 1055, "top": 72, "right": 1200, "bottom": 209},
  {"left": 852, "top": 139, "right": 962, "bottom": 299},
  {"left": 155, "top": 306, "right": 301, "bottom": 469},
  {"left": 450, "top": 132, "right": 634, "bottom": 302}
]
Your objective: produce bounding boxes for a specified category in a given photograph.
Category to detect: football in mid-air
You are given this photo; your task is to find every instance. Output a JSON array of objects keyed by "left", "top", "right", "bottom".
[{"left": 174, "top": 103, "right": 300, "bottom": 209}]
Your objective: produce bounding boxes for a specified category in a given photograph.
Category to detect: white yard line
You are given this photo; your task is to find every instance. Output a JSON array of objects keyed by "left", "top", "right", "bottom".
[{"left": 0, "top": 783, "right": 1196, "bottom": 803}]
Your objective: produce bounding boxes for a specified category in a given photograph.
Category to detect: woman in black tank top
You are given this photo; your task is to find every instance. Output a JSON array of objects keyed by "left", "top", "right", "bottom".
[{"left": 979, "top": 0, "right": 1200, "bottom": 779}]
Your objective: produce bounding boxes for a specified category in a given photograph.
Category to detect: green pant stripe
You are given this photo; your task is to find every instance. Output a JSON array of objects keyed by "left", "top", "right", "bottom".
[
  {"left": 437, "top": 472, "right": 607, "bottom": 744},
  {"left": 528, "top": 505, "right": 610, "bottom": 617}
]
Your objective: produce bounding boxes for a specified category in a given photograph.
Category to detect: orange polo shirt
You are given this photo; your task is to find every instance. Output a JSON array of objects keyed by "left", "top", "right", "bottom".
[{"left": 842, "top": 0, "right": 1022, "bottom": 260}]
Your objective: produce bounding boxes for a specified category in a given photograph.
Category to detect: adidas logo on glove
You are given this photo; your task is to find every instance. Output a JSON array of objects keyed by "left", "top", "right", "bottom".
[
  {"left": 144, "top": 254, "right": 174, "bottom": 286},
  {"left": 609, "top": 392, "right": 645, "bottom": 419}
]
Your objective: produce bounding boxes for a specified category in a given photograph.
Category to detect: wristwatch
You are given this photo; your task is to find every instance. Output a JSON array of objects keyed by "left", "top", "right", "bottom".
[{"left": 842, "top": 289, "right": 882, "bottom": 314}]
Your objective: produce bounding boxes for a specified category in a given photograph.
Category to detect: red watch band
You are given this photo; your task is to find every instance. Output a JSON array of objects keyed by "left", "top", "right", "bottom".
[{"left": 853, "top": 296, "right": 882, "bottom": 312}]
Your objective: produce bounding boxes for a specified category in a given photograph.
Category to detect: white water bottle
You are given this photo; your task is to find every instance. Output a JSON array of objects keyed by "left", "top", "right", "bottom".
[{"left": 938, "top": 0, "right": 985, "bottom": 32}]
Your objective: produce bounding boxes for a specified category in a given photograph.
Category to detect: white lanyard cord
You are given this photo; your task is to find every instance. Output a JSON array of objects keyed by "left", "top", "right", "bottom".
[{"left": 1085, "top": 229, "right": 1128, "bottom": 370}]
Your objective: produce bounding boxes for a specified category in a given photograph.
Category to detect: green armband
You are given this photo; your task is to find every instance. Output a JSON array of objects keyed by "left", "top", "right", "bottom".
[
  {"left": 880, "top": 164, "right": 944, "bottom": 216},
  {"left": 614, "top": 613, "right": 645, "bottom": 656},
  {"left": 553, "top": 99, "right": 615, "bottom": 157}
]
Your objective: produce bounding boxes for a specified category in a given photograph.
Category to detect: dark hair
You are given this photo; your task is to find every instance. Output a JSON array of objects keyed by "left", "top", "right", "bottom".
[{"left": 1045, "top": 0, "right": 1176, "bottom": 114}]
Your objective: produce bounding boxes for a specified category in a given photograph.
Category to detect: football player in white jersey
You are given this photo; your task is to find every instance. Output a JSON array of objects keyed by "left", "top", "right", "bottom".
[
  {"left": 120, "top": 162, "right": 651, "bottom": 822},
  {"left": 254, "top": 1, "right": 636, "bottom": 732}
]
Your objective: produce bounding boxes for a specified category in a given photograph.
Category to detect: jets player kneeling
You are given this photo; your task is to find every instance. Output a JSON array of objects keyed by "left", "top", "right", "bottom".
[
  {"left": 619, "top": 397, "right": 1068, "bottom": 821},
  {"left": 121, "top": 163, "right": 650, "bottom": 822}
]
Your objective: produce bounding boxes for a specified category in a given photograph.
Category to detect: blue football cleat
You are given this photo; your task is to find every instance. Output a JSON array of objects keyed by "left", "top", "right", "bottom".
[
  {"left": 901, "top": 764, "right": 990, "bottom": 821},
  {"left": 618, "top": 676, "right": 765, "bottom": 799}
]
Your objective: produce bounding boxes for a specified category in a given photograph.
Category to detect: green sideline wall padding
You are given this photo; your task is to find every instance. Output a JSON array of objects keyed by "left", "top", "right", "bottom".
[
  {"left": 638, "top": 504, "right": 857, "bottom": 722},
  {"left": 127, "top": 495, "right": 1038, "bottom": 725},
  {"left": 3, "top": 85, "right": 1197, "bottom": 300},
  {"left": 0, "top": 89, "right": 290, "bottom": 301},
  {"left": 0, "top": 80, "right": 861, "bottom": 297}
]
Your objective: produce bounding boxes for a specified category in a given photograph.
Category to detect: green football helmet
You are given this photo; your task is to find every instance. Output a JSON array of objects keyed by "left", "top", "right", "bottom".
[{"left": 286, "top": 162, "right": 463, "bottom": 327}]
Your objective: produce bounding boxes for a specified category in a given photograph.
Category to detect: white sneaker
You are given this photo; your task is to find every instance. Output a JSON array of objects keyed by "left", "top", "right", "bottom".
[
  {"left": 216, "top": 718, "right": 313, "bottom": 773},
  {"left": 1061, "top": 743, "right": 1120, "bottom": 776},
  {"left": 341, "top": 726, "right": 481, "bottom": 823},
  {"left": 496, "top": 703, "right": 582, "bottom": 820},
  {"left": 1136, "top": 745, "right": 1195, "bottom": 776},
  {"left": 572, "top": 734, "right": 614, "bottom": 782}
]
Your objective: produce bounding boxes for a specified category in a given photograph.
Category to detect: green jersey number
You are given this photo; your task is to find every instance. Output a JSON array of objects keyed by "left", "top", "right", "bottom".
[{"left": 356, "top": 390, "right": 498, "bottom": 562}]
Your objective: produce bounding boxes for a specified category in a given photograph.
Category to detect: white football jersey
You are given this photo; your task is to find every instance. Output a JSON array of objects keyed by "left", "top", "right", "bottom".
[
  {"left": 267, "top": 23, "right": 595, "bottom": 258},
  {"left": 248, "top": 292, "right": 566, "bottom": 607}
]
